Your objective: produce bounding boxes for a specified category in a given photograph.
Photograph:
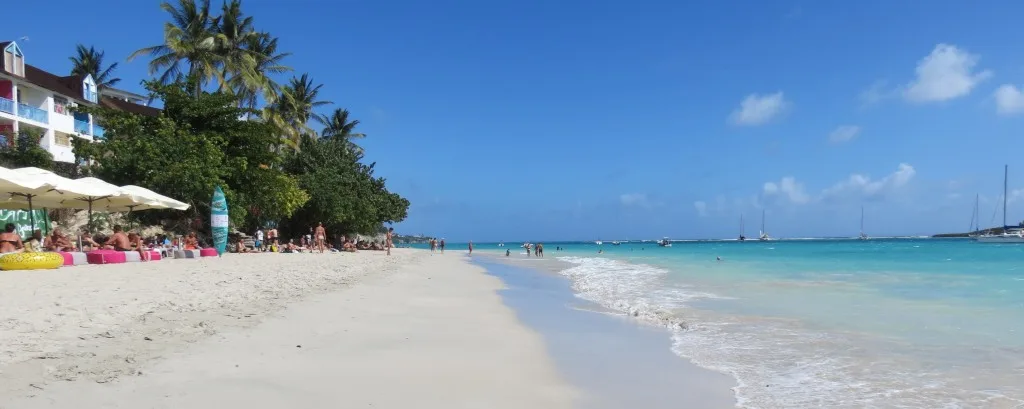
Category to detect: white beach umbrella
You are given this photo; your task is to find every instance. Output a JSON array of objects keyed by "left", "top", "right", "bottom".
[
  {"left": 13, "top": 168, "right": 126, "bottom": 230},
  {"left": 117, "top": 185, "right": 190, "bottom": 211},
  {"left": 0, "top": 166, "right": 56, "bottom": 229}
]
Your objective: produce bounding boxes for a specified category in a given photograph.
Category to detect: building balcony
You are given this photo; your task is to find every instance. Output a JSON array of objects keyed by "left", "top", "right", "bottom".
[
  {"left": 17, "top": 103, "right": 48, "bottom": 124},
  {"left": 74, "top": 119, "right": 91, "bottom": 135},
  {"left": 0, "top": 97, "right": 13, "bottom": 115},
  {"left": 93, "top": 125, "right": 105, "bottom": 139}
]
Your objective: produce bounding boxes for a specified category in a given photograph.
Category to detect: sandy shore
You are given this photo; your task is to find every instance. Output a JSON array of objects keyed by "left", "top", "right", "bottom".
[{"left": 0, "top": 250, "right": 578, "bottom": 408}]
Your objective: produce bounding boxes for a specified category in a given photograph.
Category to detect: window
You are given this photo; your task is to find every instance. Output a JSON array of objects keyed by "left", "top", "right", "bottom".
[
  {"left": 54, "top": 97, "right": 69, "bottom": 115},
  {"left": 54, "top": 133, "right": 71, "bottom": 147},
  {"left": 4, "top": 43, "right": 24, "bottom": 77}
]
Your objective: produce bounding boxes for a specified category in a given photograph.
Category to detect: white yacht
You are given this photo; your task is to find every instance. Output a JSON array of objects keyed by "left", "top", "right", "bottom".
[
  {"left": 859, "top": 206, "right": 868, "bottom": 240},
  {"left": 658, "top": 237, "right": 672, "bottom": 247},
  {"left": 976, "top": 165, "right": 1024, "bottom": 243},
  {"left": 758, "top": 209, "right": 771, "bottom": 241}
]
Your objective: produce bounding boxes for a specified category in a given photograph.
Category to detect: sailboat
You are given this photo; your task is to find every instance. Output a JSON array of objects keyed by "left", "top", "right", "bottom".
[
  {"left": 968, "top": 194, "right": 980, "bottom": 238},
  {"left": 595, "top": 239, "right": 603, "bottom": 245},
  {"left": 758, "top": 209, "right": 771, "bottom": 241},
  {"left": 658, "top": 237, "right": 672, "bottom": 247},
  {"left": 738, "top": 214, "right": 746, "bottom": 241},
  {"left": 976, "top": 165, "right": 1024, "bottom": 243},
  {"left": 859, "top": 206, "right": 868, "bottom": 240}
]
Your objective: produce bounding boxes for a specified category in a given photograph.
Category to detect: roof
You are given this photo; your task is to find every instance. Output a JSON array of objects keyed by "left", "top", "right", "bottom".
[
  {"left": 100, "top": 95, "right": 161, "bottom": 117},
  {"left": 0, "top": 42, "right": 11, "bottom": 50},
  {"left": 24, "top": 64, "right": 87, "bottom": 103},
  {"left": 103, "top": 86, "right": 147, "bottom": 100}
]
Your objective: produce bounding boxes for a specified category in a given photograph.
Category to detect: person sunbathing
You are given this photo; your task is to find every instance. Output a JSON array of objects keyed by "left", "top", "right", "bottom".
[
  {"left": 342, "top": 239, "right": 357, "bottom": 252},
  {"left": 234, "top": 240, "right": 249, "bottom": 253},
  {"left": 46, "top": 228, "right": 76, "bottom": 251},
  {"left": 0, "top": 223, "right": 24, "bottom": 253},
  {"left": 127, "top": 232, "right": 150, "bottom": 261},
  {"left": 78, "top": 228, "right": 99, "bottom": 251},
  {"left": 103, "top": 225, "right": 131, "bottom": 251},
  {"left": 184, "top": 232, "right": 199, "bottom": 250},
  {"left": 24, "top": 230, "right": 44, "bottom": 253}
]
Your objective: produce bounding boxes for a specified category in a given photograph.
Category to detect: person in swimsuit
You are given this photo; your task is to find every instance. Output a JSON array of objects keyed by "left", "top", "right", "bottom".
[
  {"left": 183, "top": 232, "right": 199, "bottom": 250},
  {"left": 537, "top": 243, "right": 544, "bottom": 258},
  {"left": 314, "top": 222, "right": 327, "bottom": 254},
  {"left": 430, "top": 238, "right": 436, "bottom": 253},
  {"left": 440, "top": 239, "right": 446, "bottom": 254},
  {"left": 0, "top": 223, "right": 25, "bottom": 253},
  {"left": 468, "top": 241, "right": 473, "bottom": 255},
  {"left": 46, "top": 228, "right": 76, "bottom": 251},
  {"left": 24, "top": 230, "right": 44, "bottom": 253},
  {"left": 386, "top": 227, "right": 393, "bottom": 256},
  {"left": 103, "top": 225, "right": 131, "bottom": 251}
]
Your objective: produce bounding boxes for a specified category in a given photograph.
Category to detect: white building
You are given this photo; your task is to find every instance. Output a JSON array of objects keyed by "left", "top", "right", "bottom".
[{"left": 0, "top": 40, "right": 158, "bottom": 163}]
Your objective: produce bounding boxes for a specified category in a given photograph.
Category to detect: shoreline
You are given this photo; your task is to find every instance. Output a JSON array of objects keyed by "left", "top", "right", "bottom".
[
  {"left": 1, "top": 250, "right": 579, "bottom": 408},
  {"left": 475, "top": 253, "right": 738, "bottom": 408}
]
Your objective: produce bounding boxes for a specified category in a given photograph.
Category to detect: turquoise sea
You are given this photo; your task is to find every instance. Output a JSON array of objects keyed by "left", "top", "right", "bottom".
[{"left": 426, "top": 238, "right": 1024, "bottom": 408}]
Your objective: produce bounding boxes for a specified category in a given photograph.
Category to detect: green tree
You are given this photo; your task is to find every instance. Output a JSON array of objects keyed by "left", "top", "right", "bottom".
[
  {"left": 0, "top": 129, "right": 54, "bottom": 169},
  {"left": 129, "top": 0, "right": 222, "bottom": 98},
  {"left": 269, "top": 73, "right": 332, "bottom": 147},
  {"left": 321, "top": 108, "right": 366, "bottom": 154},
  {"left": 69, "top": 45, "right": 121, "bottom": 89},
  {"left": 282, "top": 137, "right": 408, "bottom": 236},
  {"left": 73, "top": 78, "right": 308, "bottom": 233},
  {"left": 231, "top": 32, "right": 291, "bottom": 110}
]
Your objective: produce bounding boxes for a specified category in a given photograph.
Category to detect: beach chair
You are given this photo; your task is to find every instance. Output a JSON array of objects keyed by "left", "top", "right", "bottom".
[{"left": 57, "top": 251, "right": 88, "bottom": 266}]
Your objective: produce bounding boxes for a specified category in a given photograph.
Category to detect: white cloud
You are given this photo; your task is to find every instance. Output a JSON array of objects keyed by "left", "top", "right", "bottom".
[
  {"left": 620, "top": 193, "right": 648, "bottom": 207},
  {"left": 821, "top": 163, "right": 916, "bottom": 201},
  {"left": 693, "top": 201, "right": 708, "bottom": 217},
  {"left": 828, "top": 125, "right": 861, "bottom": 144},
  {"left": 763, "top": 177, "right": 811, "bottom": 204},
  {"left": 859, "top": 80, "right": 893, "bottom": 106},
  {"left": 729, "top": 92, "right": 789, "bottom": 126},
  {"left": 902, "top": 44, "right": 991, "bottom": 103},
  {"left": 994, "top": 84, "right": 1024, "bottom": 115}
]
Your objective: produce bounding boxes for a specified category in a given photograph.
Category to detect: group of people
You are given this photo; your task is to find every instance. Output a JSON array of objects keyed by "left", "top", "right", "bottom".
[
  {"left": 239, "top": 224, "right": 394, "bottom": 256},
  {"left": 429, "top": 238, "right": 474, "bottom": 254},
  {"left": 0, "top": 223, "right": 206, "bottom": 261}
]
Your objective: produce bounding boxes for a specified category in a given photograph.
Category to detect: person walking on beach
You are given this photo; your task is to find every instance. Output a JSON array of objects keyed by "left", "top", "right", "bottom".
[
  {"left": 386, "top": 227, "right": 393, "bottom": 256},
  {"left": 430, "top": 238, "right": 437, "bottom": 252},
  {"left": 468, "top": 241, "right": 473, "bottom": 255},
  {"left": 440, "top": 238, "right": 446, "bottom": 254},
  {"left": 255, "top": 228, "right": 264, "bottom": 252},
  {"left": 314, "top": 222, "right": 327, "bottom": 253},
  {"left": 267, "top": 227, "right": 278, "bottom": 247},
  {"left": 536, "top": 243, "right": 544, "bottom": 257}
]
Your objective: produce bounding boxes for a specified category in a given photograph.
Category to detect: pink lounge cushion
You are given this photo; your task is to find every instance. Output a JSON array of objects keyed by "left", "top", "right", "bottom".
[
  {"left": 147, "top": 250, "right": 162, "bottom": 261},
  {"left": 58, "top": 251, "right": 74, "bottom": 266},
  {"left": 86, "top": 250, "right": 127, "bottom": 265},
  {"left": 199, "top": 248, "right": 218, "bottom": 257}
]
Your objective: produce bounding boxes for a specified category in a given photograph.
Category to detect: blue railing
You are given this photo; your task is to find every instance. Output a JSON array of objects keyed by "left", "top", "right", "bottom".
[
  {"left": 74, "top": 119, "right": 91, "bottom": 135},
  {"left": 0, "top": 97, "right": 13, "bottom": 114},
  {"left": 93, "top": 125, "right": 105, "bottom": 139},
  {"left": 17, "top": 103, "right": 48, "bottom": 124}
]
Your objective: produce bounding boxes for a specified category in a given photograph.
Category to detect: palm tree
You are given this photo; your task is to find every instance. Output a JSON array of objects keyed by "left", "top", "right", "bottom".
[
  {"left": 128, "top": 0, "right": 222, "bottom": 98},
  {"left": 321, "top": 108, "right": 366, "bottom": 154},
  {"left": 231, "top": 33, "right": 291, "bottom": 109},
  {"left": 212, "top": 0, "right": 257, "bottom": 93},
  {"left": 69, "top": 45, "right": 121, "bottom": 89},
  {"left": 271, "top": 73, "right": 332, "bottom": 146}
]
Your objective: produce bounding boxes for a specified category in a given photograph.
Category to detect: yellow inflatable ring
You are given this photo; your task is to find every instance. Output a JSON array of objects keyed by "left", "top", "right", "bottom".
[{"left": 0, "top": 252, "right": 64, "bottom": 271}]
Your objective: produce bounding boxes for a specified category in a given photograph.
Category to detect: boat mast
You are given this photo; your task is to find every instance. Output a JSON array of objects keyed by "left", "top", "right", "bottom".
[
  {"left": 860, "top": 206, "right": 864, "bottom": 236},
  {"left": 1004, "top": 164, "right": 1009, "bottom": 228},
  {"left": 761, "top": 209, "right": 766, "bottom": 234}
]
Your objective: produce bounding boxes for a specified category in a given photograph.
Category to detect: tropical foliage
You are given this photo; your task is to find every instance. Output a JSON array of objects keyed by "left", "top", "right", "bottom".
[
  {"left": 69, "top": 45, "right": 121, "bottom": 88},
  {"left": 67, "top": 0, "right": 408, "bottom": 237}
]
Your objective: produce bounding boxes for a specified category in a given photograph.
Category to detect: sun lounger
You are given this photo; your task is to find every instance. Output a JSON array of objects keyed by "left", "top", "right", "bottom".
[
  {"left": 57, "top": 251, "right": 88, "bottom": 266},
  {"left": 199, "top": 248, "right": 218, "bottom": 257},
  {"left": 86, "top": 250, "right": 127, "bottom": 265},
  {"left": 174, "top": 249, "right": 201, "bottom": 259}
]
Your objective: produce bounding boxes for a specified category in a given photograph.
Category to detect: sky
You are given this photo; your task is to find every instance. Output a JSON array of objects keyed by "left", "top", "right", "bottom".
[{"left": 7, "top": 0, "right": 1024, "bottom": 241}]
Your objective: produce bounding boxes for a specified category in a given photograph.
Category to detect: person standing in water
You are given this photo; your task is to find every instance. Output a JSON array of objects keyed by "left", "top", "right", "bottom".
[
  {"left": 440, "top": 238, "right": 446, "bottom": 254},
  {"left": 468, "top": 241, "right": 473, "bottom": 255},
  {"left": 536, "top": 243, "right": 544, "bottom": 257},
  {"left": 505, "top": 249, "right": 510, "bottom": 257}
]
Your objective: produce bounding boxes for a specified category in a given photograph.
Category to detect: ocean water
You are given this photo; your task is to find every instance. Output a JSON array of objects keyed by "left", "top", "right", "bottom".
[{"left": 468, "top": 239, "right": 1024, "bottom": 408}]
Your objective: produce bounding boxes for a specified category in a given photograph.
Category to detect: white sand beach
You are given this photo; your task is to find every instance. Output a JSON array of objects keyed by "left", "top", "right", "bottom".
[{"left": 0, "top": 250, "right": 578, "bottom": 408}]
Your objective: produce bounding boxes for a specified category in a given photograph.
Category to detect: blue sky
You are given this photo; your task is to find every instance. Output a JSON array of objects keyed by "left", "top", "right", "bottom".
[{"left": 8, "top": 0, "right": 1024, "bottom": 241}]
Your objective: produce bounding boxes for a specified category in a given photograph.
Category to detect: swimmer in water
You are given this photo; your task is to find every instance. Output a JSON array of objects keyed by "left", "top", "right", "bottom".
[
  {"left": 716, "top": 256, "right": 722, "bottom": 261},
  {"left": 506, "top": 249, "right": 510, "bottom": 257}
]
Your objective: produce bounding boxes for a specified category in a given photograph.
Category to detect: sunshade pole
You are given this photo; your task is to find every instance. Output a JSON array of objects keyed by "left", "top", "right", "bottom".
[
  {"left": 87, "top": 200, "right": 93, "bottom": 233},
  {"left": 27, "top": 195, "right": 34, "bottom": 238},
  {"left": 43, "top": 207, "right": 49, "bottom": 235}
]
